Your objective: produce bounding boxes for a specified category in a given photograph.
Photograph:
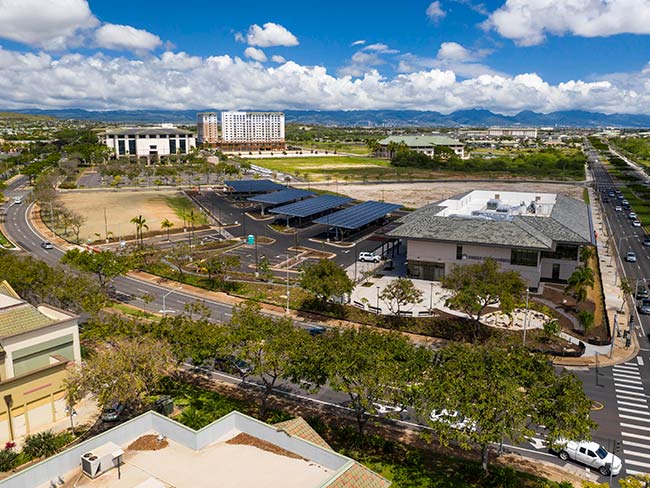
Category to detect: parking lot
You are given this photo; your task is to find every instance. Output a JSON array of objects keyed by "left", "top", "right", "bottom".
[{"left": 189, "top": 188, "right": 401, "bottom": 277}]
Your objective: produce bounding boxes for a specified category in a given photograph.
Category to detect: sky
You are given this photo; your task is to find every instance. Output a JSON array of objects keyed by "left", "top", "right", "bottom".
[{"left": 1, "top": 0, "right": 650, "bottom": 114}]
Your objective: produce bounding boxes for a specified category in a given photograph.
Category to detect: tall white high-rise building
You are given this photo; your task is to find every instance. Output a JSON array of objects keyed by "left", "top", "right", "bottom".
[
  {"left": 196, "top": 112, "right": 219, "bottom": 144},
  {"left": 220, "top": 111, "right": 285, "bottom": 151}
]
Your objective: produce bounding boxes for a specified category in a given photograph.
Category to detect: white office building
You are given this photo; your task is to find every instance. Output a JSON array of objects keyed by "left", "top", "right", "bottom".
[
  {"left": 196, "top": 112, "right": 219, "bottom": 144},
  {"left": 221, "top": 111, "right": 286, "bottom": 151},
  {"left": 99, "top": 127, "right": 196, "bottom": 158}
]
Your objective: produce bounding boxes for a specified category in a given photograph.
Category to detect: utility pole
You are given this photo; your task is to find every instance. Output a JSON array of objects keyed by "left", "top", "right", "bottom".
[
  {"left": 285, "top": 254, "right": 290, "bottom": 314},
  {"left": 523, "top": 288, "right": 529, "bottom": 345}
]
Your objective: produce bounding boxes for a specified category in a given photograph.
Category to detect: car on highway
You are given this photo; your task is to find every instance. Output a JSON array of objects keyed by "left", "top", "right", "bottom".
[
  {"left": 358, "top": 252, "right": 381, "bottom": 263},
  {"left": 429, "top": 409, "right": 477, "bottom": 431},
  {"left": 40, "top": 241, "right": 53, "bottom": 250},
  {"left": 639, "top": 299, "right": 650, "bottom": 315},
  {"left": 632, "top": 220, "right": 642, "bottom": 227},
  {"left": 626, "top": 251, "right": 637, "bottom": 262},
  {"left": 636, "top": 287, "right": 649, "bottom": 300},
  {"left": 622, "top": 199, "right": 629, "bottom": 205},
  {"left": 643, "top": 237, "right": 650, "bottom": 246},
  {"left": 615, "top": 205, "right": 622, "bottom": 212},
  {"left": 553, "top": 439, "right": 622, "bottom": 476},
  {"left": 12, "top": 196, "right": 22, "bottom": 205},
  {"left": 629, "top": 212, "right": 638, "bottom": 219}
]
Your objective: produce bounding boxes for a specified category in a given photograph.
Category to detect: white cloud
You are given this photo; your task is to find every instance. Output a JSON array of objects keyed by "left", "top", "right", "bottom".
[
  {"left": 351, "top": 39, "right": 366, "bottom": 46},
  {"left": 486, "top": 0, "right": 650, "bottom": 46},
  {"left": 0, "top": 0, "right": 98, "bottom": 50},
  {"left": 426, "top": 1, "right": 446, "bottom": 21},
  {"left": 246, "top": 22, "right": 298, "bottom": 47},
  {"left": 0, "top": 47, "right": 649, "bottom": 115},
  {"left": 339, "top": 43, "right": 400, "bottom": 76},
  {"left": 94, "top": 23, "right": 162, "bottom": 52},
  {"left": 363, "top": 43, "right": 399, "bottom": 54},
  {"left": 271, "top": 55, "right": 286, "bottom": 63},
  {"left": 244, "top": 47, "right": 267, "bottom": 62},
  {"left": 437, "top": 42, "right": 473, "bottom": 61}
]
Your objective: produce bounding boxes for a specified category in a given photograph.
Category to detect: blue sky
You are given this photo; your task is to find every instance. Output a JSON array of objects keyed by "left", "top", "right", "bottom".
[{"left": 0, "top": 0, "right": 650, "bottom": 113}]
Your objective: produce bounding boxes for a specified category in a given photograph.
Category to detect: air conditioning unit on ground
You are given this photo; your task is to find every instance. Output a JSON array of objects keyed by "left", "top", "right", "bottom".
[{"left": 81, "top": 441, "right": 124, "bottom": 479}]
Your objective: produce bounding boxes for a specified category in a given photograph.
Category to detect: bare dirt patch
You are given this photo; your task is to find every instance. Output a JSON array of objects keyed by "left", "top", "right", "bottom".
[
  {"left": 226, "top": 432, "right": 305, "bottom": 460},
  {"left": 128, "top": 434, "right": 169, "bottom": 451},
  {"left": 56, "top": 190, "right": 194, "bottom": 242},
  {"left": 308, "top": 181, "right": 584, "bottom": 208}
]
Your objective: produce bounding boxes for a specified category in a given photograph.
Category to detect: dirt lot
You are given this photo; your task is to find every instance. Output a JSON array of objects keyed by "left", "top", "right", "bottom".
[
  {"left": 56, "top": 190, "right": 192, "bottom": 242},
  {"left": 307, "top": 181, "right": 584, "bottom": 208}
]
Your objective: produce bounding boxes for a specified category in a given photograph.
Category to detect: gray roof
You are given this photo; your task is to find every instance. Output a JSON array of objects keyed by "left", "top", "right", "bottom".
[
  {"left": 378, "top": 135, "right": 462, "bottom": 147},
  {"left": 102, "top": 127, "right": 193, "bottom": 136},
  {"left": 389, "top": 194, "right": 591, "bottom": 249}
]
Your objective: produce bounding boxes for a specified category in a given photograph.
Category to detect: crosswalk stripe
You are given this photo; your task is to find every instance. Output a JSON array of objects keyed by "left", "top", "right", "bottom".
[
  {"left": 627, "top": 459, "right": 650, "bottom": 469},
  {"left": 623, "top": 440, "right": 650, "bottom": 450},
  {"left": 620, "top": 407, "right": 650, "bottom": 415},
  {"left": 623, "top": 432, "right": 650, "bottom": 441},
  {"left": 618, "top": 394, "right": 648, "bottom": 402},
  {"left": 614, "top": 365, "right": 642, "bottom": 372},
  {"left": 616, "top": 363, "right": 640, "bottom": 369},
  {"left": 619, "top": 400, "right": 650, "bottom": 408},
  {"left": 627, "top": 362, "right": 642, "bottom": 367},
  {"left": 624, "top": 449, "right": 650, "bottom": 460},
  {"left": 615, "top": 384, "right": 646, "bottom": 391},
  {"left": 616, "top": 388, "right": 648, "bottom": 397},
  {"left": 621, "top": 415, "right": 650, "bottom": 423},
  {"left": 621, "top": 423, "right": 650, "bottom": 432},
  {"left": 614, "top": 371, "right": 642, "bottom": 378},
  {"left": 626, "top": 469, "right": 650, "bottom": 476},
  {"left": 614, "top": 377, "right": 644, "bottom": 385},
  {"left": 639, "top": 357, "right": 646, "bottom": 366}
]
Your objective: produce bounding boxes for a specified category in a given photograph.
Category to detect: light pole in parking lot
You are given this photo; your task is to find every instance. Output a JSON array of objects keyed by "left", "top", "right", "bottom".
[{"left": 161, "top": 286, "right": 182, "bottom": 317}]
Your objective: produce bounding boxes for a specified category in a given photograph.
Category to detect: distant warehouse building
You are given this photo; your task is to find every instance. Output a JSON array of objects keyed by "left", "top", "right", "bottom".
[
  {"left": 99, "top": 126, "right": 196, "bottom": 158},
  {"left": 377, "top": 135, "right": 466, "bottom": 159},
  {"left": 196, "top": 112, "right": 219, "bottom": 144},
  {"left": 388, "top": 190, "right": 593, "bottom": 289},
  {"left": 221, "top": 111, "right": 286, "bottom": 152}
]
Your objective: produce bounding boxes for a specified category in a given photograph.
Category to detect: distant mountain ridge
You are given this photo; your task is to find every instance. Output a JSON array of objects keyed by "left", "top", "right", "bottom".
[{"left": 5, "top": 108, "right": 650, "bottom": 128}]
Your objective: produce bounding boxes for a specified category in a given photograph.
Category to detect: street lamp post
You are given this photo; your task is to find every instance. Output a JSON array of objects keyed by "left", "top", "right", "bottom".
[
  {"left": 161, "top": 286, "right": 182, "bottom": 317},
  {"left": 376, "top": 286, "right": 380, "bottom": 313},
  {"left": 429, "top": 282, "right": 433, "bottom": 311},
  {"left": 286, "top": 254, "right": 290, "bottom": 314},
  {"left": 523, "top": 288, "right": 530, "bottom": 345}
]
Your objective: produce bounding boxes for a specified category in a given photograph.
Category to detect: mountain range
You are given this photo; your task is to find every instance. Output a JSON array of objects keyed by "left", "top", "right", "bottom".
[{"left": 6, "top": 108, "right": 650, "bottom": 128}]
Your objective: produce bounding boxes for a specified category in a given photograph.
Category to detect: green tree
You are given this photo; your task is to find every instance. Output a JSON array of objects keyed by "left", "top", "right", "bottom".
[
  {"left": 577, "top": 310, "right": 595, "bottom": 333},
  {"left": 379, "top": 277, "right": 423, "bottom": 315},
  {"left": 62, "top": 365, "right": 86, "bottom": 434},
  {"left": 228, "top": 302, "right": 321, "bottom": 417},
  {"left": 580, "top": 245, "right": 595, "bottom": 263},
  {"left": 442, "top": 259, "right": 526, "bottom": 342},
  {"left": 565, "top": 265, "right": 594, "bottom": 305},
  {"left": 418, "top": 343, "right": 594, "bottom": 473},
  {"left": 620, "top": 473, "right": 650, "bottom": 488},
  {"left": 161, "top": 218, "right": 174, "bottom": 241},
  {"left": 130, "top": 214, "right": 148, "bottom": 247},
  {"left": 300, "top": 258, "right": 353, "bottom": 302},
  {"left": 61, "top": 249, "right": 129, "bottom": 288},
  {"left": 323, "top": 326, "right": 422, "bottom": 434},
  {"left": 78, "top": 336, "right": 176, "bottom": 411}
]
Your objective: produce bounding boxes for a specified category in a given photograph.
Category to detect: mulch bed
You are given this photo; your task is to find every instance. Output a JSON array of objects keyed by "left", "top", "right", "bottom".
[
  {"left": 128, "top": 434, "right": 169, "bottom": 451},
  {"left": 226, "top": 432, "right": 306, "bottom": 461}
]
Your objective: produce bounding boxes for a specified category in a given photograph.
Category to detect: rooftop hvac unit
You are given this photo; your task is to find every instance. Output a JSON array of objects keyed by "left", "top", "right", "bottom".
[{"left": 81, "top": 442, "right": 124, "bottom": 479}]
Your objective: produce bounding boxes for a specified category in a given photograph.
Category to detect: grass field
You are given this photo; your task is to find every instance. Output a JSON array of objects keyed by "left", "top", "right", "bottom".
[
  {"left": 290, "top": 141, "right": 370, "bottom": 155},
  {"left": 163, "top": 195, "right": 209, "bottom": 225},
  {"left": 244, "top": 155, "right": 391, "bottom": 181}
]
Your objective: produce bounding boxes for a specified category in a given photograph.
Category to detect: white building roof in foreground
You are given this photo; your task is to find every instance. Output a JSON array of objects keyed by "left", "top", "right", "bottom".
[{"left": 2, "top": 411, "right": 389, "bottom": 488}]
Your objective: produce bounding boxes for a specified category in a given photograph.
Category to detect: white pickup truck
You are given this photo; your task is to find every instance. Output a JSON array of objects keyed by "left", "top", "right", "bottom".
[{"left": 556, "top": 440, "right": 622, "bottom": 476}]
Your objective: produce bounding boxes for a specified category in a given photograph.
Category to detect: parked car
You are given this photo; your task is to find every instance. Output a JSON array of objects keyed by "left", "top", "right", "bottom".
[
  {"left": 626, "top": 251, "right": 637, "bottom": 262},
  {"left": 622, "top": 199, "right": 630, "bottom": 205},
  {"left": 40, "top": 241, "right": 53, "bottom": 250},
  {"left": 307, "top": 326, "right": 326, "bottom": 336},
  {"left": 639, "top": 299, "right": 650, "bottom": 315},
  {"left": 429, "top": 409, "right": 477, "bottom": 431},
  {"left": 358, "top": 252, "right": 381, "bottom": 263},
  {"left": 214, "top": 356, "right": 253, "bottom": 375},
  {"left": 615, "top": 205, "right": 622, "bottom": 212},
  {"left": 101, "top": 402, "right": 125, "bottom": 422},
  {"left": 636, "top": 287, "right": 649, "bottom": 300},
  {"left": 633, "top": 220, "right": 642, "bottom": 227},
  {"left": 554, "top": 440, "right": 622, "bottom": 476}
]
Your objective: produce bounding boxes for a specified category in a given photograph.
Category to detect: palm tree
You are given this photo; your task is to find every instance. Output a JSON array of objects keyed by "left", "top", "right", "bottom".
[
  {"left": 566, "top": 265, "right": 595, "bottom": 305},
  {"left": 580, "top": 245, "right": 595, "bottom": 263},
  {"left": 130, "top": 215, "right": 148, "bottom": 247},
  {"left": 161, "top": 218, "right": 174, "bottom": 241}
]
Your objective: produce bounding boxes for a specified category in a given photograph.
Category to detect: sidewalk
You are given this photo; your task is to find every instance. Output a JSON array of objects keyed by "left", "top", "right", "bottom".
[{"left": 553, "top": 182, "right": 638, "bottom": 367}]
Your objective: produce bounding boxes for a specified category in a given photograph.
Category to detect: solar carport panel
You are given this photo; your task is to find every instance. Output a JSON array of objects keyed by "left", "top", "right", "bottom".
[
  {"left": 248, "top": 188, "right": 314, "bottom": 205},
  {"left": 313, "top": 201, "right": 401, "bottom": 229},
  {"left": 270, "top": 195, "right": 352, "bottom": 218},
  {"left": 224, "top": 179, "right": 285, "bottom": 193}
]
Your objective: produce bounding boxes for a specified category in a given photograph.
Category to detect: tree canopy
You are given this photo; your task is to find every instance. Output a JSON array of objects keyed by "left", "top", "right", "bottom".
[
  {"left": 61, "top": 249, "right": 130, "bottom": 287},
  {"left": 300, "top": 258, "right": 353, "bottom": 301}
]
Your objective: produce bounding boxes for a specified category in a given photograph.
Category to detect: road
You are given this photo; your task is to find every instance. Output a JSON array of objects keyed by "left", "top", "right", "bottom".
[
  {"left": 570, "top": 144, "right": 650, "bottom": 479},
  {"left": 0, "top": 173, "right": 629, "bottom": 483}
]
